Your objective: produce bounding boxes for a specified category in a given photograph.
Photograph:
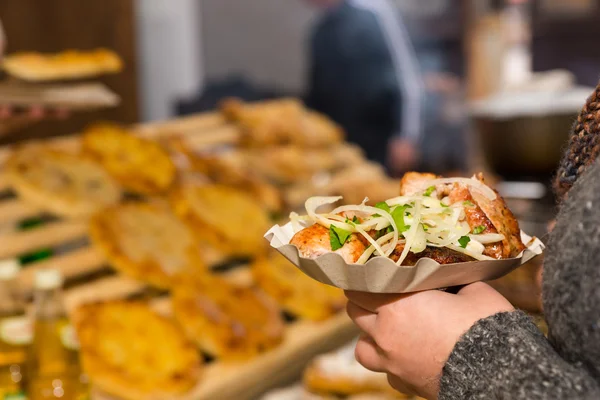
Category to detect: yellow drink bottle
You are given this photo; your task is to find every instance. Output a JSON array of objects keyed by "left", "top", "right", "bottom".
[
  {"left": 26, "top": 269, "right": 88, "bottom": 400},
  {"left": 0, "top": 260, "right": 29, "bottom": 400}
]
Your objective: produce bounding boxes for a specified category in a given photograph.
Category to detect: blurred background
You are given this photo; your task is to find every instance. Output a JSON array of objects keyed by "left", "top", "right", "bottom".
[{"left": 0, "top": 0, "right": 597, "bottom": 399}]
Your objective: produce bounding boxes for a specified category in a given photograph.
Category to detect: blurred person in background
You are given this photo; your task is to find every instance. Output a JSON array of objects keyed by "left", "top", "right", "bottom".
[
  {"left": 303, "top": 0, "right": 424, "bottom": 173},
  {"left": 0, "top": 18, "right": 68, "bottom": 137}
]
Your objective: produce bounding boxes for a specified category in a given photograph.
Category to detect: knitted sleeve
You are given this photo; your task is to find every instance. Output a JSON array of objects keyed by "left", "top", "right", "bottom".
[{"left": 438, "top": 311, "right": 600, "bottom": 400}]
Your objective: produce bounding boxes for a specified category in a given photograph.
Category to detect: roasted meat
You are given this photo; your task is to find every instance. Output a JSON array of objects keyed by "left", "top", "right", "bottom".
[
  {"left": 290, "top": 223, "right": 367, "bottom": 264},
  {"left": 390, "top": 243, "right": 475, "bottom": 265}
]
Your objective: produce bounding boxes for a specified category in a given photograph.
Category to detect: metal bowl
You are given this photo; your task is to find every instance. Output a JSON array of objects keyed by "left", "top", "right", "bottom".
[{"left": 473, "top": 113, "right": 575, "bottom": 181}]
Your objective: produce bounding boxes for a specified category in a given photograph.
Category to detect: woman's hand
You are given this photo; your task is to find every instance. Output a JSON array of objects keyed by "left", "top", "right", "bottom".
[{"left": 345, "top": 282, "right": 514, "bottom": 399}]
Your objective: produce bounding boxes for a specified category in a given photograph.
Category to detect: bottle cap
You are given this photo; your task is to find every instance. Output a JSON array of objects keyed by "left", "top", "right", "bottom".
[
  {"left": 0, "top": 259, "right": 20, "bottom": 281},
  {"left": 34, "top": 269, "right": 63, "bottom": 290}
]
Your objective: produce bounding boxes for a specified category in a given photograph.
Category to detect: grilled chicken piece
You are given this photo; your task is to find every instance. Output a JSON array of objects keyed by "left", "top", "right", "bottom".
[
  {"left": 399, "top": 172, "right": 453, "bottom": 197},
  {"left": 448, "top": 184, "right": 504, "bottom": 259},
  {"left": 390, "top": 244, "right": 475, "bottom": 265},
  {"left": 470, "top": 174, "right": 526, "bottom": 258},
  {"left": 290, "top": 224, "right": 367, "bottom": 263}
]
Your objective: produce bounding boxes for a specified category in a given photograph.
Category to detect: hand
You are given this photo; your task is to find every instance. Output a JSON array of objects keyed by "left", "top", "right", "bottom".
[
  {"left": 388, "top": 137, "right": 419, "bottom": 175},
  {"left": 345, "top": 282, "right": 514, "bottom": 399}
]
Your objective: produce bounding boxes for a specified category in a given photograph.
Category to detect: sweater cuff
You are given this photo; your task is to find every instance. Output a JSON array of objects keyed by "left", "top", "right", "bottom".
[{"left": 439, "top": 311, "right": 543, "bottom": 400}]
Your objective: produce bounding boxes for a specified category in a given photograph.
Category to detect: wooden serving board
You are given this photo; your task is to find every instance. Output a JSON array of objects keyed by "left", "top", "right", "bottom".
[{"left": 0, "top": 112, "right": 357, "bottom": 400}]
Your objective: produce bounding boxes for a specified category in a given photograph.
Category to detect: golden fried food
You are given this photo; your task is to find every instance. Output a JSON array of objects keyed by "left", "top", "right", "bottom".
[
  {"left": 252, "top": 252, "right": 345, "bottom": 321},
  {"left": 221, "top": 98, "right": 344, "bottom": 148},
  {"left": 74, "top": 301, "right": 201, "bottom": 400},
  {"left": 5, "top": 145, "right": 120, "bottom": 218},
  {"left": 245, "top": 143, "right": 363, "bottom": 185},
  {"left": 166, "top": 138, "right": 283, "bottom": 213},
  {"left": 299, "top": 111, "right": 344, "bottom": 147},
  {"left": 89, "top": 202, "right": 206, "bottom": 289},
  {"left": 3, "top": 48, "right": 122, "bottom": 82},
  {"left": 82, "top": 122, "right": 176, "bottom": 195},
  {"left": 290, "top": 224, "right": 367, "bottom": 264},
  {"left": 303, "top": 344, "right": 407, "bottom": 398},
  {"left": 172, "top": 274, "right": 284, "bottom": 361},
  {"left": 222, "top": 97, "right": 305, "bottom": 147},
  {"left": 171, "top": 184, "right": 271, "bottom": 258}
]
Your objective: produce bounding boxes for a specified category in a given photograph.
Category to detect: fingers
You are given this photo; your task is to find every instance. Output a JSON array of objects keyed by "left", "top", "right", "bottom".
[
  {"left": 354, "top": 334, "right": 386, "bottom": 373},
  {"left": 457, "top": 281, "right": 493, "bottom": 296},
  {"left": 344, "top": 290, "right": 407, "bottom": 313},
  {"left": 346, "top": 300, "right": 377, "bottom": 335}
]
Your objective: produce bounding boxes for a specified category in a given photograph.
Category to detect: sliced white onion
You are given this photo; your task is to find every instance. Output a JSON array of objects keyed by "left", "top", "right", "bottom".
[
  {"left": 356, "top": 232, "right": 400, "bottom": 264},
  {"left": 411, "top": 224, "right": 427, "bottom": 253},
  {"left": 396, "top": 201, "right": 422, "bottom": 265},
  {"left": 447, "top": 244, "right": 495, "bottom": 261},
  {"left": 466, "top": 240, "right": 485, "bottom": 255},
  {"left": 469, "top": 233, "right": 505, "bottom": 244},
  {"left": 415, "top": 178, "right": 497, "bottom": 200}
]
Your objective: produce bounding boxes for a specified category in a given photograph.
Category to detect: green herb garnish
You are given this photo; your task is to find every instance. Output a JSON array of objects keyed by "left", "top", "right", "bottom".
[
  {"left": 458, "top": 236, "right": 471, "bottom": 248},
  {"left": 422, "top": 224, "right": 429, "bottom": 232},
  {"left": 472, "top": 225, "right": 486, "bottom": 235},
  {"left": 463, "top": 200, "right": 475, "bottom": 207},
  {"left": 391, "top": 205, "right": 411, "bottom": 233},
  {"left": 375, "top": 202, "right": 391, "bottom": 213},
  {"left": 329, "top": 225, "right": 352, "bottom": 251},
  {"left": 423, "top": 186, "right": 436, "bottom": 197}
]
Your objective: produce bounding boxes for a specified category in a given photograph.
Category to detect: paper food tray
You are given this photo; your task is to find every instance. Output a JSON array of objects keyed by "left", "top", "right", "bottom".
[{"left": 265, "top": 222, "right": 545, "bottom": 293}]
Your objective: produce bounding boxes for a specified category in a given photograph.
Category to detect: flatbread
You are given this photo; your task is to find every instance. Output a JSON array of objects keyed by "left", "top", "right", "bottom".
[
  {"left": 172, "top": 274, "right": 284, "bottom": 361},
  {"left": 3, "top": 48, "right": 122, "bottom": 82},
  {"left": 252, "top": 252, "right": 346, "bottom": 321},
  {"left": 82, "top": 122, "right": 176, "bottom": 195},
  {"left": 5, "top": 145, "right": 121, "bottom": 218},
  {"left": 74, "top": 301, "right": 201, "bottom": 400},
  {"left": 170, "top": 184, "right": 271, "bottom": 258},
  {"left": 88, "top": 202, "right": 206, "bottom": 289}
]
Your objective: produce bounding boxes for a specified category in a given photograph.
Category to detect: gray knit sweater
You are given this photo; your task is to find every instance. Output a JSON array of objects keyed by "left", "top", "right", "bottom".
[{"left": 438, "top": 160, "right": 600, "bottom": 399}]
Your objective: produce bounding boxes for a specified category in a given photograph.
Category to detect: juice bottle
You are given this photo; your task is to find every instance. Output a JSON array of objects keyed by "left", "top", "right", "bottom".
[
  {"left": 27, "top": 269, "right": 87, "bottom": 400},
  {"left": 0, "top": 259, "right": 29, "bottom": 400}
]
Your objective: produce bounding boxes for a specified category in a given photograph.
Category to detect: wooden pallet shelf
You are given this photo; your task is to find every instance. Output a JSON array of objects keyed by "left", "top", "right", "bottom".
[{"left": 0, "top": 111, "right": 356, "bottom": 400}]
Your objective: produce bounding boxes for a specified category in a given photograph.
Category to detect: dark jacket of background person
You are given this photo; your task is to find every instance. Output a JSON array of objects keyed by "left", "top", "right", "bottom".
[
  {"left": 438, "top": 85, "right": 600, "bottom": 399},
  {"left": 306, "top": 0, "right": 423, "bottom": 167}
]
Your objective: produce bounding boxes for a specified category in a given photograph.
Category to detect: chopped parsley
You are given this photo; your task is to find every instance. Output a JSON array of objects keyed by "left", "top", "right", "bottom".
[
  {"left": 463, "top": 200, "right": 475, "bottom": 207},
  {"left": 423, "top": 186, "right": 436, "bottom": 197},
  {"left": 391, "top": 205, "right": 411, "bottom": 233},
  {"left": 472, "top": 225, "right": 486, "bottom": 235},
  {"left": 345, "top": 215, "right": 360, "bottom": 226},
  {"left": 329, "top": 225, "right": 352, "bottom": 251},
  {"left": 458, "top": 236, "right": 471, "bottom": 249}
]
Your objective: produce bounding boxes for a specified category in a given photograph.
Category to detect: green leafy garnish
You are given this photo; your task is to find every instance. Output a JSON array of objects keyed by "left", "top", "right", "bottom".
[
  {"left": 375, "top": 202, "right": 391, "bottom": 213},
  {"left": 463, "top": 200, "right": 475, "bottom": 207},
  {"left": 422, "top": 224, "right": 429, "bottom": 232},
  {"left": 458, "top": 236, "right": 471, "bottom": 248},
  {"left": 329, "top": 225, "right": 352, "bottom": 251},
  {"left": 472, "top": 225, "right": 486, "bottom": 235},
  {"left": 391, "top": 205, "right": 411, "bottom": 233},
  {"left": 440, "top": 202, "right": 449, "bottom": 208},
  {"left": 423, "top": 186, "right": 436, "bottom": 197}
]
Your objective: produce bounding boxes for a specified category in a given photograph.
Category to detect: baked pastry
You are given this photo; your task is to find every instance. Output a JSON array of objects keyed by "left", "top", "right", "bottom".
[
  {"left": 88, "top": 202, "right": 206, "bottom": 289},
  {"left": 252, "top": 252, "right": 346, "bottom": 321},
  {"left": 171, "top": 184, "right": 271, "bottom": 258},
  {"left": 5, "top": 145, "right": 120, "bottom": 218},
  {"left": 74, "top": 301, "right": 201, "bottom": 400},
  {"left": 172, "top": 274, "right": 284, "bottom": 361},
  {"left": 303, "top": 343, "right": 407, "bottom": 398},
  {"left": 82, "top": 122, "right": 176, "bottom": 195},
  {"left": 2, "top": 48, "right": 123, "bottom": 82},
  {"left": 221, "top": 98, "right": 305, "bottom": 147},
  {"left": 221, "top": 98, "right": 344, "bottom": 148},
  {"left": 166, "top": 138, "right": 282, "bottom": 214}
]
